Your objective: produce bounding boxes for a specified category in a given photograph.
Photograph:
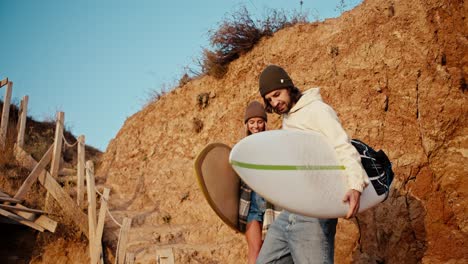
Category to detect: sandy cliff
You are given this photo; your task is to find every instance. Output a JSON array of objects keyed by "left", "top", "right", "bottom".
[{"left": 98, "top": 0, "right": 467, "bottom": 263}]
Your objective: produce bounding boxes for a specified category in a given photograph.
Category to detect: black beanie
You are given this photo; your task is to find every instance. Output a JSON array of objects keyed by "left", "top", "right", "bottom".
[
  {"left": 259, "top": 65, "right": 294, "bottom": 97},
  {"left": 244, "top": 101, "right": 267, "bottom": 123}
]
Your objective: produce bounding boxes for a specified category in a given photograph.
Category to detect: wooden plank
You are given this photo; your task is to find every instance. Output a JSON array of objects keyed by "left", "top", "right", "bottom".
[
  {"left": 59, "top": 168, "right": 77, "bottom": 176},
  {"left": 57, "top": 175, "right": 77, "bottom": 184},
  {"left": 156, "top": 249, "right": 175, "bottom": 264},
  {"left": 38, "top": 167, "right": 89, "bottom": 237},
  {"left": 116, "top": 218, "right": 132, "bottom": 264},
  {"left": 125, "top": 252, "right": 135, "bottom": 264},
  {"left": 16, "top": 95, "right": 28, "bottom": 148},
  {"left": 13, "top": 147, "right": 88, "bottom": 236},
  {"left": 0, "top": 192, "right": 36, "bottom": 221},
  {"left": 15, "top": 204, "right": 37, "bottom": 221},
  {"left": 0, "top": 78, "right": 8, "bottom": 88},
  {"left": 14, "top": 151, "right": 89, "bottom": 237},
  {"left": 14, "top": 146, "right": 37, "bottom": 169},
  {"left": 35, "top": 215, "right": 57, "bottom": 233},
  {"left": 0, "top": 215, "right": 21, "bottom": 225},
  {"left": 77, "top": 135, "right": 85, "bottom": 206},
  {"left": 15, "top": 206, "right": 36, "bottom": 220},
  {"left": 0, "top": 196, "right": 21, "bottom": 203},
  {"left": 91, "top": 188, "right": 110, "bottom": 264},
  {"left": 86, "top": 160, "right": 97, "bottom": 262},
  {"left": 0, "top": 202, "right": 43, "bottom": 225},
  {"left": 0, "top": 208, "right": 44, "bottom": 232},
  {"left": 50, "top": 112, "right": 64, "bottom": 178},
  {"left": 14, "top": 203, "right": 57, "bottom": 232},
  {"left": 0, "top": 81, "right": 13, "bottom": 149},
  {"left": 14, "top": 144, "right": 54, "bottom": 201},
  {"left": 0, "top": 204, "right": 46, "bottom": 214}
]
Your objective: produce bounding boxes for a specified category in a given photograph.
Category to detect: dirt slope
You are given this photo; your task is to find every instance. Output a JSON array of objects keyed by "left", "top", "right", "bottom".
[{"left": 98, "top": 0, "right": 467, "bottom": 263}]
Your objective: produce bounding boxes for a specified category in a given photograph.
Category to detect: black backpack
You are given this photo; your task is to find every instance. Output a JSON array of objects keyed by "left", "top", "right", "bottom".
[{"left": 351, "top": 139, "right": 394, "bottom": 200}]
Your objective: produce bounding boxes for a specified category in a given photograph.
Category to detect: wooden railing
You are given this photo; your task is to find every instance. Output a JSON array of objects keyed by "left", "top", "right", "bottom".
[
  {"left": 1, "top": 77, "right": 134, "bottom": 264},
  {"left": 0, "top": 78, "right": 12, "bottom": 148}
]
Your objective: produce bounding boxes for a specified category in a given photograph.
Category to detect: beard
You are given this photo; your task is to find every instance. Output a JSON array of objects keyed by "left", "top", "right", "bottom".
[{"left": 274, "top": 101, "right": 292, "bottom": 114}]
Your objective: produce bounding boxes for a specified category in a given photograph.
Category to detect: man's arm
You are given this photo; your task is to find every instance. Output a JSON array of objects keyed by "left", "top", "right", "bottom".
[
  {"left": 307, "top": 104, "right": 369, "bottom": 193},
  {"left": 305, "top": 103, "right": 368, "bottom": 218}
]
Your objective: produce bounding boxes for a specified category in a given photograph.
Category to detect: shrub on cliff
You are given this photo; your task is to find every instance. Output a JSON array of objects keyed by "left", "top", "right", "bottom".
[{"left": 201, "top": 7, "right": 308, "bottom": 78}]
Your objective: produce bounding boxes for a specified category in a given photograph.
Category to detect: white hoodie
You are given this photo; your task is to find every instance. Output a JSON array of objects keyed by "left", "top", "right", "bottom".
[{"left": 282, "top": 88, "right": 370, "bottom": 192}]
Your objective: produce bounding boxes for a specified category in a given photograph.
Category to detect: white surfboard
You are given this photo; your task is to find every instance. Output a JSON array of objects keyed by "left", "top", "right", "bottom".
[{"left": 229, "top": 129, "right": 384, "bottom": 218}]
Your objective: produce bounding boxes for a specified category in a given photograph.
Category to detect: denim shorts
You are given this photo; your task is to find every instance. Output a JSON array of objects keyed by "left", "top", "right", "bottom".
[{"left": 247, "top": 191, "right": 267, "bottom": 223}]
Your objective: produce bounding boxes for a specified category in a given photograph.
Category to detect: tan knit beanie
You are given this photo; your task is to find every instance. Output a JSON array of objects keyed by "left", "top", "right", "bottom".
[{"left": 244, "top": 101, "right": 267, "bottom": 123}]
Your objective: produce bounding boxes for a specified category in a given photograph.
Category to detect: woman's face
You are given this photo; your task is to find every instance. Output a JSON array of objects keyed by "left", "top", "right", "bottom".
[{"left": 247, "top": 117, "right": 266, "bottom": 134}]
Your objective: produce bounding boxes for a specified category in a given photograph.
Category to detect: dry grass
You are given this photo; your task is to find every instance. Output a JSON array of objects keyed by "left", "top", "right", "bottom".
[
  {"left": 201, "top": 6, "right": 308, "bottom": 78},
  {"left": 142, "top": 84, "right": 172, "bottom": 108},
  {"left": 178, "top": 73, "right": 192, "bottom": 87},
  {"left": 201, "top": 49, "right": 228, "bottom": 79}
]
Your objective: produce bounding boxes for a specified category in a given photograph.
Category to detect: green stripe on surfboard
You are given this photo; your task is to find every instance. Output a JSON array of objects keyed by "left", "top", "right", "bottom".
[{"left": 230, "top": 160, "right": 345, "bottom": 171}]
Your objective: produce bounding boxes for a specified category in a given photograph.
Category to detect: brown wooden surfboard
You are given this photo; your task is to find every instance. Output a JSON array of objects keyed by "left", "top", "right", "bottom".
[{"left": 194, "top": 143, "right": 241, "bottom": 233}]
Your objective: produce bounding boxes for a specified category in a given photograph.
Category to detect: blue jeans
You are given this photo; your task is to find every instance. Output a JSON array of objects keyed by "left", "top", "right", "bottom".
[
  {"left": 256, "top": 211, "right": 337, "bottom": 264},
  {"left": 247, "top": 191, "right": 267, "bottom": 223}
]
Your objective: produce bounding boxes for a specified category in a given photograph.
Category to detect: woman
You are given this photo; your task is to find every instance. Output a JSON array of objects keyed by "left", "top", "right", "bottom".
[{"left": 239, "top": 101, "right": 276, "bottom": 264}]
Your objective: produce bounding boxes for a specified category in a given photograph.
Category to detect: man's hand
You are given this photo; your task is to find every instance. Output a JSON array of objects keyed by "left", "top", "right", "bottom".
[{"left": 342, "top": 189, "right": 361, "bottom": 219}]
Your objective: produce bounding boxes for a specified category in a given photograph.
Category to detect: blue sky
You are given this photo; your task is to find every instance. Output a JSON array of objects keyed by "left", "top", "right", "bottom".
[{"left": 0, "top": 0, "right": 360, "bottom": 151}]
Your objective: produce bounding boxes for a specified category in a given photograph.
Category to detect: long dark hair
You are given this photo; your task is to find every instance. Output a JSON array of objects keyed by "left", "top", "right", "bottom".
[{"left": 263, "top": 86, "right": 302, "bottom": 114}]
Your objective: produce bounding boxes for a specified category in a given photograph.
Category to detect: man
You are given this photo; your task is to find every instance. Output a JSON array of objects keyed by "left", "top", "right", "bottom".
[{"left": 255, "top": 65, "right": 369, "bottom": 264}]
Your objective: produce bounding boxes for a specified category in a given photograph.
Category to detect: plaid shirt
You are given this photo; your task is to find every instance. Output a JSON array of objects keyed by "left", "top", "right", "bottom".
[{"left": 239, "top": 181, "right": 281, "bottom": 239}]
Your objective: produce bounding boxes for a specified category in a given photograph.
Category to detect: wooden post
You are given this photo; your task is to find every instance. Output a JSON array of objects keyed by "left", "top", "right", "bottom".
[
  {"left": 0, "top": 78, "right": 8, "bottom": 88},
  {"left": 86, "top": 160, "right": 97, "bottom": 263},
  {"left": 17, "top": 95, "right": 28, "bottom": 148},
  {"left": 77, "top": 135, "right": 85, "bottom": 206},
  {"left": 0, "top": 81, "right": 13, "bottom": 149},
  {"left": 44, "top": 111, "right": 64, "bottom": 213},
  {"left": 125, "top": 253, "right": 135, "bottom": 264},
  {"left": 50, "top": 112, "right": 64, "bottom": 178},
  {"left": 16, "top": 98, "right": 23, "bottom": 132},
  {"left": 156, "top": 249, "right": 175, "bottom": 264},
  {"left": 116, "top": 218, "right": 132, "bottom": 264},
  {"left": 91, "top": 188, "right": 110, "bottom": 264}
]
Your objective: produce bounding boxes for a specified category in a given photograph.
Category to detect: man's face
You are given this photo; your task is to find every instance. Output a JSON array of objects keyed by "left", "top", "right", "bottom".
[{"left": 264, "top": 88, "right": 292, "bottom": 114}]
